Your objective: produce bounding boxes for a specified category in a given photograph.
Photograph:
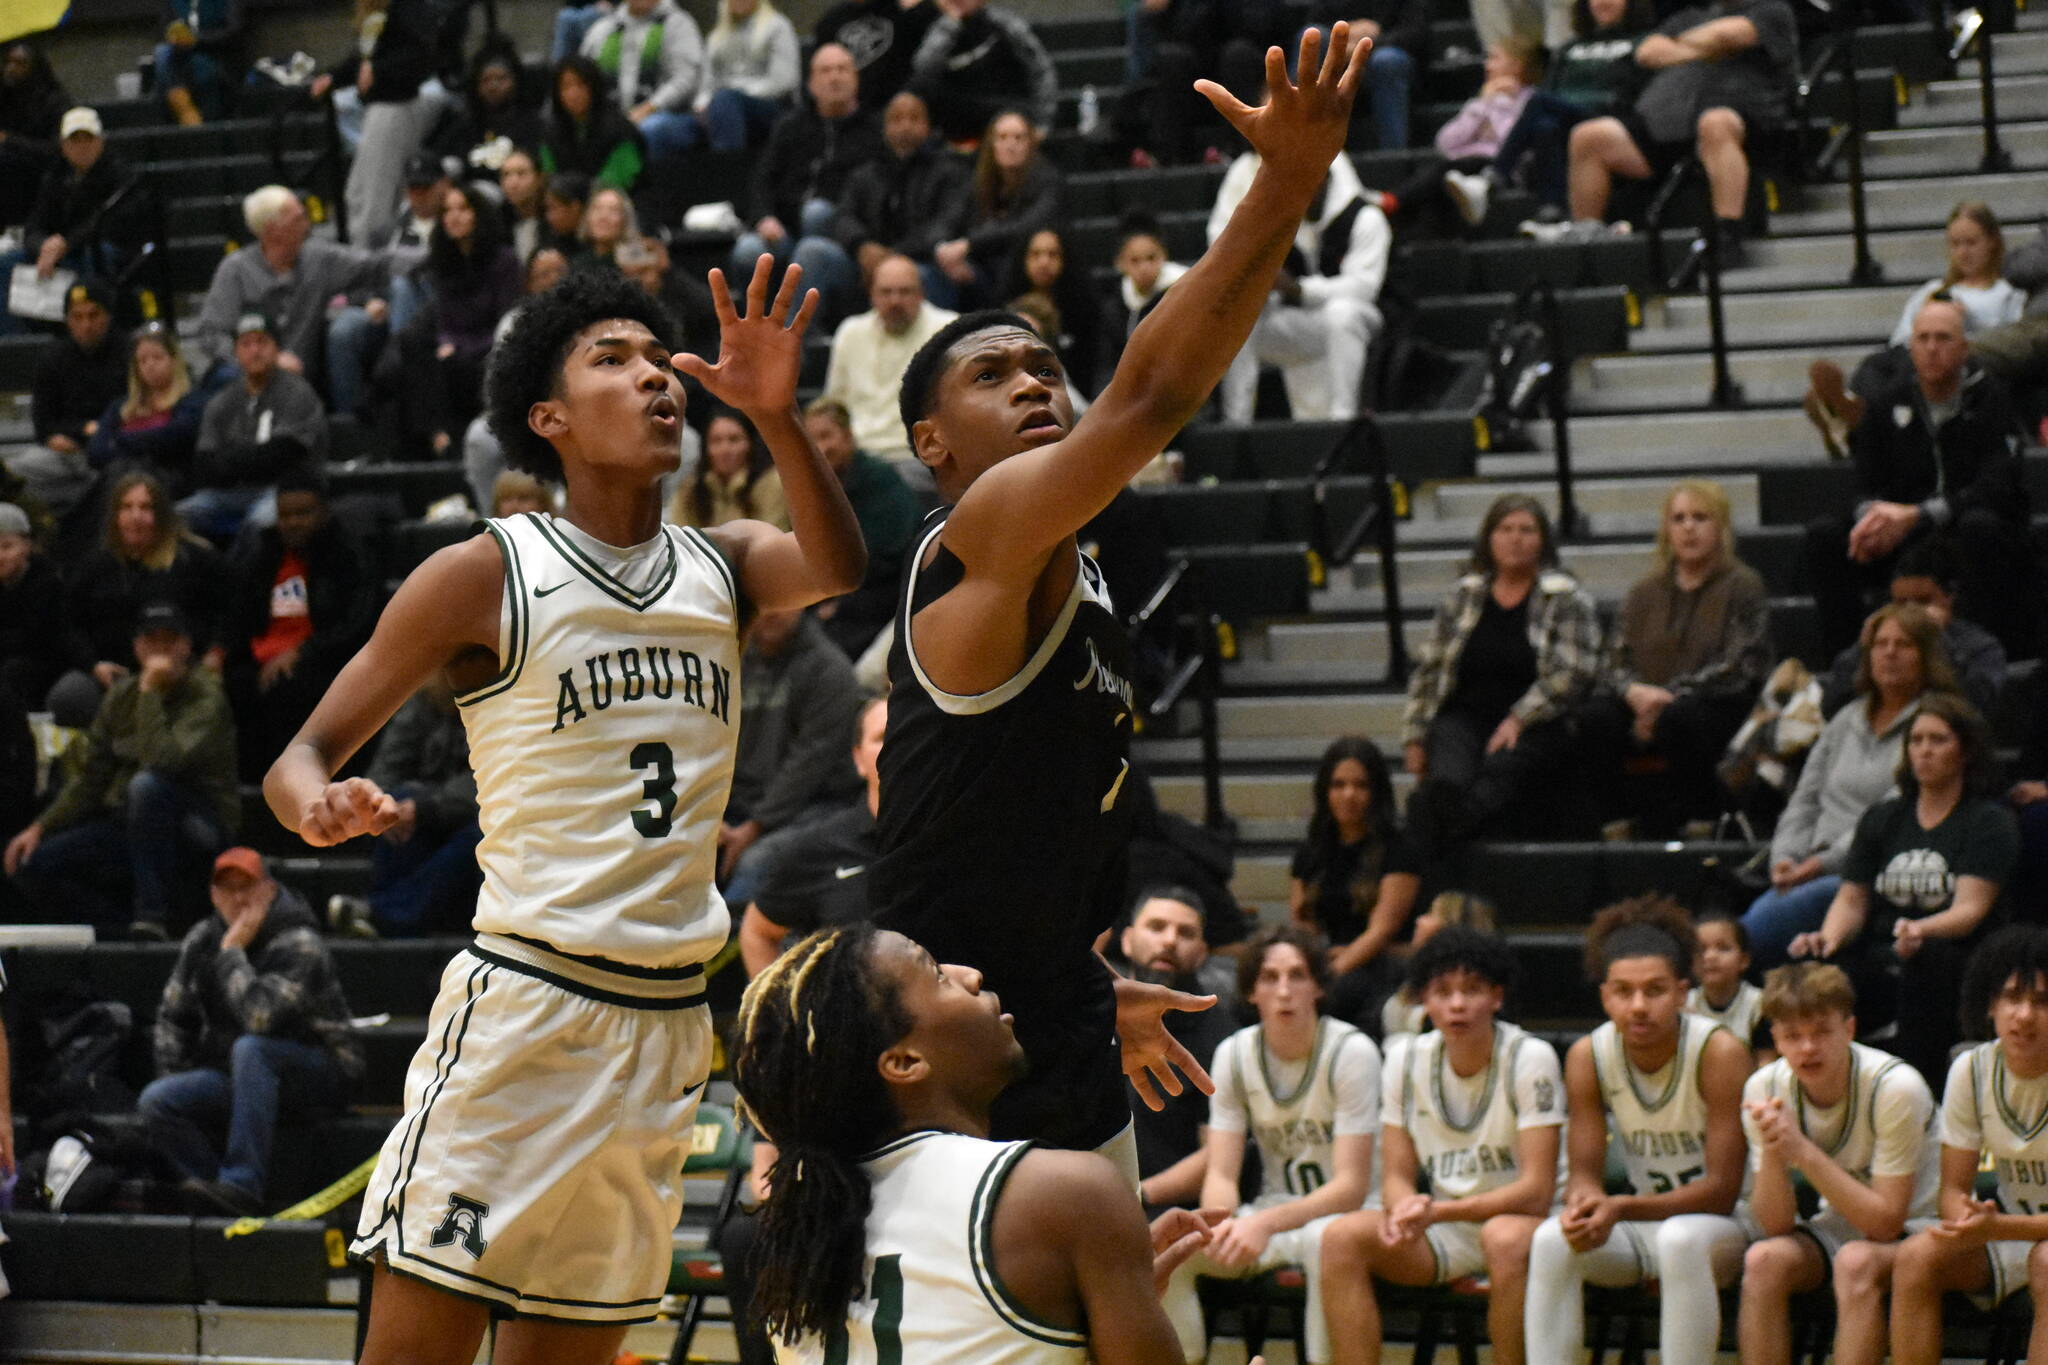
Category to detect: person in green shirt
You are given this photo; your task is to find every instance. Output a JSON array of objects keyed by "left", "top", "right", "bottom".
[{"left": 803, "top": 395, "right": 923, "bottom": 657}]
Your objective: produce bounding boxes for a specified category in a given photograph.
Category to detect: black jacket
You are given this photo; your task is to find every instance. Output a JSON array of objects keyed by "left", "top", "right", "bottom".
[
  {"left": 816, "top": 0, "right": 940, "bottom": 108},
  {"left": 228, "top": 519, "right": 379, "bottom": 681},
  {"left": 0, "top": 48, "right": 68, "bottom": 160},
  {"left": 748, "top": 104, "right": 885, "bottom": 227},
  {"left": 65, "top": 536, "right": 230, "bottom": 669},
  {"left": 1847, "top": 358, "right": 2027, "bottom": 530},
  {"left": 25, "top": 152, "right": 154, "bottom": 258},
  {"left": 965, "top": 157, "right": 1063, "bottom": 271},
  {"left": 831, "top": 136, "right": 971, "bottom": 260},
  {"left": 30, "top": 332, "right": 127, "bottom": 448}
]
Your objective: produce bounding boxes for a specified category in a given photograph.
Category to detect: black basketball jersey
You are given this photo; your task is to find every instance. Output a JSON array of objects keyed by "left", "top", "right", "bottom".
[{"left": 873, "top": 510, "right": 1138, "bottom": 1150}]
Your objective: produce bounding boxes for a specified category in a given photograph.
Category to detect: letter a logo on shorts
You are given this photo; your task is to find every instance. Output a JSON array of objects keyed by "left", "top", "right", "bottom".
[{"left": 430, "top": 1193, "right": 491, "bottom": 1259}]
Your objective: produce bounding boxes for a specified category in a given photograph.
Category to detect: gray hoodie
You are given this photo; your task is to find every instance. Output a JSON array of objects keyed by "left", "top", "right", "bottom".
[{"left": 1769, "top": 694, "right": 1919, "bottom": 874}]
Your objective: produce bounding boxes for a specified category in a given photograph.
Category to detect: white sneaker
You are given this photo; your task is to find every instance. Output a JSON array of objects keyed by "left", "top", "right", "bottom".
[
  {"left": 1519, "top": 218, "right": 1574, "bottom": 242},
  {"left": 1444, "top": 169, "right": 1491, "bottom": 226}
]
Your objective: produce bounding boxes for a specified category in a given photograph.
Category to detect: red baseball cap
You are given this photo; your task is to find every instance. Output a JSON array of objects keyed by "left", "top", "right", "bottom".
[{"left": 211, "top": 847, "right": 266, "bottom": 882}]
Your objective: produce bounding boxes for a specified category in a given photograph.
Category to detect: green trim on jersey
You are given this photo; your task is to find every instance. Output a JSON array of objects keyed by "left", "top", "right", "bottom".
[
  {"left": 1432, "top": 1028, "right": 1510, "bottom": 1135},
  {"left": 1258, "top": 1018, "right": 1330, "bottom": 1109},
  {"left": 528, "top": 512, "right": 680, "bottom": 612},
  {"left": 969, "top": 1141, "right": 1089, "bottom": 1349},
  {"left": 1791, "top": 1055, "right": 1873, "bottom": 1158},
  {"left": 679, "top": 524, "right": 748, "bottom": 627},
  {"left": 454, "top": 521, "right": 531, "bottom": 708},
  {"left": 1993, "top": 1049, "right": 2048, "bottom": 1143}
]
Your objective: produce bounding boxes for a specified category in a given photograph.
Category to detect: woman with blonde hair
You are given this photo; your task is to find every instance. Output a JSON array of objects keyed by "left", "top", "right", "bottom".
[
  {"left": 929, "top": 108, "right": 1064, "bottom": 310},
  {"left": 694, "top": 0, "right": 799, "bottom": 152},
  {"left": 86, "top": 326, "right": 205, "bottom": 484},
  {"left": 60, "top": 470, "right": 228, "bottom": 695}
]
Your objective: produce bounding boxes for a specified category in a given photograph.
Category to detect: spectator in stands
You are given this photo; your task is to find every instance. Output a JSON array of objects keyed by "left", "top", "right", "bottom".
[
  {"left": 0, "top": 107, "right": 153, "bottom": 335},
  {"left": 410, "top": 182, "right": 522, "bottom": 455},
  {"left": 1323, "top": 926, "right": 1564, "bottom": 1365},
  {"left": 59, "top": 472, "right": 227, "bottom": 702},
  {"left": 1819, "top": 540, "right": 2003, "bottom": 721},
  {"left": 1805, "top": 296, "right": 2036, "bottom": 661},
  {"left": 387, "top": 152, "right": 453, "bottom": 257},
  {"left": 3, "top": 278, "right": 124, "bottom": 522},
  {"left": 496, "top": 148, "right": 546, "bottom": 262},
  {"left": 831, "top": 90, "right": 970, "bottom": 286},
  {"left": 1101, "top": 214, "right": 1189, "bottom": 386},
  {"left": 1790, "top": 693, "right": 2016, "bottom": 1087},
  {"left": 141, "top": 847, "right": 361, "bottom": 1216},
  {"left": 823, "top": 253, "right": 958, "bottom": 464},
  {"left": 574, "top": 184, "right": 638, "bottom": 271},
  {"left": 88, "top": 324, "right": 207, "bottom": 496},
  {"left": 0, "top": 43, "right": 68, "bottom": 230},
  {"left": 491, "top": 469, "right": 550, "bottom": 517},
  {"left": 1740, "top": 602, "right": 1958, "bottom": 970},
  {"left": 182, "top": 313, "right": 326, "bottom": 540},
  {"left": 732, "top": 43, "right": 878, "bottom": 321},
  {"left": 667, "top": 406, "right": 789, "bottom": 530},
  {"left": 1497, "top": 0, "right": 1651, "bottom": 223},
  {"left": 328, "top": 0, "right": 450, "bottom": 250},
  {"left": 1971, "top": 215, "right": 2048, "bottom": 413},
  {"left": 1586, "top": 479, "right": 1771, "bottom": 836},
  {"left": 1299, "top": 0, "right": 1431, "bottom": 152},
  {"left": 580, "top": 0, "right": 705, "bottom": 172},
  {"left": 909, "top": 0, "right": 1057, "bottom": 143},
  {"left": 1561, "top": 0, "right": 1797, "bottom": 258},
  {"left": 0, "top": 503, "right": 71, "bottom": 714},
  {"left": 1685, "top": 907, "right": 1761, "bottom": 1047},
  {"left": 540, "top": 170, "right": 591, "bottom": 256},
  {"left": 800, "top": 397, "right": 919, "bottom": 657},
  {"left": 817, "top": 0, "right": 938, "bottom": 109},
  {"left": 1289, "top": 735, "right": 1423, "bottom": 1030},
  {"left": 153, "top": 0, "right": 240, "bottom": 126},
  {"left": 719, "top": 606, "right": 865, "bottom": 907},
  {"left": 223, "top": 473, "right": 378, "bottom": 779},
  {"left": 927, "top": 109, "right": 1062, "bottom": 311},
  {"left": 4, "top": 599, "right": 237, "bottom": 940},
  {"left": 1002, "top": 227, "right": 1103, "bottom": 400},
  {"left": 1735, "top": 961, "right": 1939, "bottom": 1365},
  {"left": 693, "top": 0, "right": 801, "bottom": 152},
  {"left": 1210, "top": 138, "right": 1388, "bottom": 422},
  {"left": 1124, "top": 1, "right": 1275, "bottom": 167},
  {"left": 431, "top": 40, "right": 545, "bottom": 184},
  {"left": 539, "top": 56, "right": 644, "bottom": 190},
  {"left": 1380, "top": 38, "right": 1539, "bottom": 231},
  {"left": 1402, "top": 495, "right": 1604, "bottom": 867},
  {"left": 1161, "top": 925, "right": 1378, "bottom": 1365},
  {"left": 617, "top": 234, "right": 715, "bottom": 356},
  {"left": 1889, "top": 926, "right": 2048, "bottom": 1365}
]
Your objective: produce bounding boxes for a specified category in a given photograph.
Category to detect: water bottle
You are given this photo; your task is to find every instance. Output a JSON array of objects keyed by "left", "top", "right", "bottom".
[{"left": 1078, "top": 85, "right": 1100, "bottom": 136}]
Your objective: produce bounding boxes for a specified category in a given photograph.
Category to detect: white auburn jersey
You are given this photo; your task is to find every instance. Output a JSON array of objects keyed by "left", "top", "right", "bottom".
[
  {"left": 1686, "top": 981, "right": 1763, "bottom": 1048},
  {"left": 1385, "top": 1022, "right": 1566, "bottom": 1201},
  {"left": 1215, "top": 1017, "right": 1380, "bottom": 1205},
  {"left": 1944, "top": 1042, "right": 2048, "bottom": 1216},
  {"left": 1744, "top": 1042, "right": 1938, "bottom": 1220},
  {"left": 1590, "top": 1013, "right": 1731, "bottom": 1197},
  {"left": 779, "top": 1132, "right": 1087, "bottom": 1365},
  {"left": 457, "top": 513, "right": 741, "bottom": 968}
]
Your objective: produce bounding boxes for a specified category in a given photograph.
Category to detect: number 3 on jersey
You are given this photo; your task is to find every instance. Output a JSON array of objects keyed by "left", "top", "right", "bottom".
[{"left": 630, "top": 742, "right": 677, "bottom": 837}]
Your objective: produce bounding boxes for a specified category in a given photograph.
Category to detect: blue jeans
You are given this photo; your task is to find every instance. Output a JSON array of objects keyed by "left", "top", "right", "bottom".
[
  {"left": 1301, "top": 27, "right": 1412, "bottom": 149},
  {"left": 638, "top": 109, "right": 699, "bottom": 169},
  {"left": 14, "top": 769, "right": 226, "bottom": 930},
  {"left": 153, "top": 42, "right": 226, "bottom": 117},
  {"left": 1741, "top": 874, "right": 1844, "bottom": 971},
  {"left": 551, "top": 4, "right": 607, "bottom": 64},
  {"left": 700, "top": 89, "right": 783, "bottom": 153},
  {"left": 1494, "top": 88, "right": 1592, "bottom": 209},
  {"left": 369, "top": 811, "right": 484, "bottom": 937},
  {"left": 139, "top": 1035, "right": 349, "bottom": 1199},
  {"left": 731, "top": 198, "right": 856, "bottom": 320},
  {"left": 325, "top": 304, "right": 388, "bottom": 417},
  {"left": 177, "top": 484, "right": 277, "bottom": 541}
]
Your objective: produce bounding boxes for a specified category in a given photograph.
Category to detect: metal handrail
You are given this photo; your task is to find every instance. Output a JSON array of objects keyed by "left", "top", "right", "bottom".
[
  {"left": 1129, "top": 558, "right": 1229, "bottom": 831},
  {"left": 1951, "top": 7, "right": 2014, "bottom": 172},
  {"left": 1310, "top": 413, "right": 1410, "bottom": 684}
]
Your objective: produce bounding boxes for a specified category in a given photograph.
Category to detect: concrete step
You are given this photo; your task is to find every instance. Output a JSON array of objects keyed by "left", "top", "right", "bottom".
[
  {"left": 1902, "top": 73, "right": 2048, "bottom": 127},
  {"left": 1860, "top": 117, "right": 2048, "bottom": 174},
  {"left": 1715, "top": 231, "right": 1946, "bottom": 295},
  {"left": 1476, "top": 408, "right": 1820, "bottom": 476},
  {"left": 1994, "top": 27, "right": 2048, "bottom": 72},
  {"left": 1773, "top": 169, "right": 2045, "bottom": 235},
  {"left": 1413, "top": 472, "right": 1761, "bottom": 536},
  {"left": 1627, "top": 286, "right": 1899, "bottom": 351},
  {"left": 1317, "top": 540, "right": 1657, "bottom": 604},
  {"left": 1576, "top": 347, "right": 1867, "bottom": 411}
]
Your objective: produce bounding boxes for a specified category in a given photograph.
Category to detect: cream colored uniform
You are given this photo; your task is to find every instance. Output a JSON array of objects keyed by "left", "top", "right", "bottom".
[
  {"left": 1686, "top": 980, "right": 1763, "bottom": 1049},
  {"left": 1384, "top": 1022, "right": 1566, "bottom": 1281},
  {"left": 353, "top": 513, "right": 741, "bottom": 1321},
  {"left": 778, "top": 1133, "right": 1087, "bottom": 1364},
  {"left": 1942, "top": 1042, "right": 2048, "bottom": 1305},
  {"left": 1742, "top": 1043, "right": 1938, "bottom": 1258}
]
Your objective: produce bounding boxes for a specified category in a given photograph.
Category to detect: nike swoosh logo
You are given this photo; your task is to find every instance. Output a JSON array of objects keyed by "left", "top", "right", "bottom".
[
  {"left": 534, "top": 582, "right": 571, "bottom": 598},
  {"left": 833, "top": 865, "right": 866, "bottom": 880}
]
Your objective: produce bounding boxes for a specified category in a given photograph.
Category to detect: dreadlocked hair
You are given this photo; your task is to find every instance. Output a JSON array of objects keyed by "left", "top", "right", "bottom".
[
  {"left": 1583, "top": 894, "right": 1699, "bottom": 985},
  {"left": 731, "top": 925, "right": 913, "bottom": 1347}
]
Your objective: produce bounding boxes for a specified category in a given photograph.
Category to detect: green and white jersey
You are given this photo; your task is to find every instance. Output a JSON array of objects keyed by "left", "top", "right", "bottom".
[
  {"left": 1743, "top": 1042, "right": 1938, "bottom": 1221},
  {"left": 1384, "top": 1022, "right": 1566, "bottom": 1202},
  {"left": 1943, "top": 1042, "right": 2048, "bottom": 1216},
  {"left": 1686, "top": 981, "right": 1763, "bottom": 1049},
  {"left": 1590, "top": 1013, "right": 1730, "bottom": 1198},
  {"left": 460, "top": 512, "right": 742, "bottom": 969},
  {"left": 781, "top": 1132, "right": 1086, "bottom": 1365},
  {"left": 1210, "top": 1017, "right": 1381, "bottom": 1206}
]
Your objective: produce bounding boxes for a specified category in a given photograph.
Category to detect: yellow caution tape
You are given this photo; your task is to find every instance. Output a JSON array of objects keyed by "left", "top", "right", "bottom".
[{"left": 223, "top": 1154, "right": 380, "bottom": 1239}]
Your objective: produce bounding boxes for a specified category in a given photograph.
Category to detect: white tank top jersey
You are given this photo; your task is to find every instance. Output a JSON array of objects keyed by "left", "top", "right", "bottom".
[
  {"left": 1743, "top": 1042, "right": 1939, "bottom": 1221},
  {"left": 1214, "top": 1017, "right": 1381, "bottom": 1205},
  {"left": 1590, "top": 1013, "right": 1728, "bottom": 1197},
  {"left": 1685, "top": 981, "right": 1763, "bottom": 1048},
  {"left": 1943, "top": 1042, "right": 2048, "bottom": 1217},
  {"left": 456, "top": 513, "right": 742, "bottom": 969},
  {"left": 1384, "top": 1022, "right": 1567, "bottom": 1202},
  {"left": 779, "top": 1132, "right": 1087, "bottom": 1365}
]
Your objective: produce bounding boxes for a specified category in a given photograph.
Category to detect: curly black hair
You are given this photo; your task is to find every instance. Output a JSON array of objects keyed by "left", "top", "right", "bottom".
[
  {"left": 896, "top": 308, "right": 1041, "bottom": 456},
  {"left": 1583, "top": 894, "right": 1698, "bottom": 985},
  {"left": 1406, "top": 924, "right": 1518, "bottom": 998},
  {"left": 1962, "top": 925, "right": 2048, "bottom": 1040},
  {"left": 483, "top": 268, "right": 678, "bottom": 483}
]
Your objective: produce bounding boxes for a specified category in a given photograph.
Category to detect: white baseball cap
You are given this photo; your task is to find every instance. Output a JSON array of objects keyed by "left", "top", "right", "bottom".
[{"left": 60, "top": 106, "right": 102, "bottom": 139}]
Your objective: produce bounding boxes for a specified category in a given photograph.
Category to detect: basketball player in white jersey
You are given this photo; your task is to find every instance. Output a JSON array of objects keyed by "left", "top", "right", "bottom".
[
  {"left": 1161, "top": 926, "right": 1379, "bottom": 1365},
  {"left": 1320, "top": 926, "right": 1564, "bottom": 1365},
  {"left": 1735, "top": 962, "right": 1938, "bottom": 1365},
  {"left": 1685, "top": 910, "right": 1762, "bottom": 1053},
  {"left": 1525, "top": 897, "right": 1752, "bottom": 1365},
  {"left": 263, "top": 264, "right": 865, "bottom": 1365},
  {"left": 1890, "top": 925, "right": 2048, "bottom": 1365},
  {"left": 731, "top": 923, "right": 1263, "bottom": 1365}
]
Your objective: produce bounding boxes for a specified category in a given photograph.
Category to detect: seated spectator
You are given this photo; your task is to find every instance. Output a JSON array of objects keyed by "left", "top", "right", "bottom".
[
  {"left": 388, "top": 152, "right": 453, "bottom": 256},
  {"left": 720, "top": 606, "right": 865, "bottom": 908},
  {"left": 1804, "top": 296, "right": 2036, "bottom": 661},
  {"left": 327, "top": 680, "right": 481, "bottom": 938},
  {"left": 618, "top": 233, "right": 717, "bottom": 352},
  {"left": 1401, "top": 495, "right": 1603, "bottom": 867},
  {"left": 800, "top": 397, "right": 920, "bottom": 657},
  {"left": 1585, "top": 479, "right": 1771, "bottom": 835},
  {"left": 0, "top": 503, "right": 72, "bottom": 713},
  {"left": 580, "top": 0, "right": 705, "bottom": 172},
  {"left": 1210, "top": 139, "right": 1387, "bottom": 422},
  {"left": 0, "top": 43, "right": 68, "bottom": 230},
  {"left": 1100, "top": 214, "right": 1189, "bottom": 385},
  {"left": 667, "top": 406, "right": 789, "bottom": 530},
  {"left": 731, "top": 43, "right": 878, "bottom": 320},
  {"left": 928, "top": 108, "right": 1061, "bottom": 311},
  {"left": 694, "top": 0, "right": 801, "bottom": 152},
  {"left": 1685, "top": 909, "right": 1761, "bottom": 1047},
  {"left": 490, "top": 469, "right": 551, "bottom": 517},
  {"left": 1502, "top": 0, "right": 1652, "bottom": 222},
  {"left": 1818, "top": 540, "right": 2003, "bottom": 721},
  {"left": 496, "top": 148, "right": 546, "bottom": 262},
  {"left": 88, "top": 325, "right": 208, "bottom": 493},
  {"left": 223, "top": 473, "right": 378, "bottom": 779},
  {"left": 59, "top": 471, "right": 228, "bottom": 700},
  {"left": 539, "top": 56, "right": 645, "bottom": 191},
  {"left": 540, "top": 169, "right": 590, "bottom": 254},
  {"left": 326, "top": 0, "right": 450, "bottom": 249},
  {"left": 574, "top": 184, "right": 638, "bottom": 272},
  {"left": 403, "top": 182, "right": 522, "bottom": 455},
  {"left": 153, "top": 0, "right": 240, "bottom": 126},
  {"left": 831, "top": 90, "right": 971, "bottom": 285},
  {"left": 1970, "top": 214, "right": 2048, "bottom": 412},
  {"left": 816, "top": 0, "right": 938, "bottom": 109},
  {"left": 1299, "top": 0, "right": 1431, "bottom": 152},
  {"left": 2, "top": 278, "right": 124, "bottom": 522},
  {"left": 1790, "top": 694, "right": 2017, "bottom": 1086},
  {"left": 1562, "top": 0, "right": 1797, "bottom": 259},
  {"left": 526, "top": 245, "right": 569, "bottom": 295},
  {"left": 140, "top": 847, "right": 361, "bottom": 1215},
  {"left": 1741, "top": 602, "right": 1957, "bottom": 969},
  {"left": 909, "top": 0, "right": 1057, "bottom": 143},
  {"left": 0, "top": 107, "right": 154, "bottom": 335},
  {"left": 1806, "top": 203, "right": 2025, "bottom": 457},
  {"left": 1382, "top": 39, "right": 1539, "bottom": 231},
  {"left": 1289, "top": 735, "right": 1423, "bottom": 1030},
  {"left": 822, "top": 253, "right": 959, "bottom": 464},
  {"left": 1125, "top": 0, "right": 1274, "bottom": 166},
  {"left": 182, "top": 313, "right": 326, "bottom": 540},
  {"left": 430, "top": 41, "right": 545, "bottom": 184},
  {"left": 1003, "top": 226, "right": 1102, "bottom": 399},
  {"left": 4, "top": 599, "right": 238, "bottom": 939}
]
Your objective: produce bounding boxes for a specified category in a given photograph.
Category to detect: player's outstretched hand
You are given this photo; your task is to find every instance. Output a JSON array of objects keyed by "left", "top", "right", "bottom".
[
  {"left": 677, "top": 255, "right": 819, "bottom": 417},
  {"left": 1112, "top": 975, "right": 1217, "bottom": 1112},
  {"left": 1194, "top": 23, "right": 1369, "bottom": 185},
  {"left": 1149, "top": 1207, "right": 1225, "bottom": 1295},
  {"left": 297, "top": 776, "right": 401, "bottom": 848}
]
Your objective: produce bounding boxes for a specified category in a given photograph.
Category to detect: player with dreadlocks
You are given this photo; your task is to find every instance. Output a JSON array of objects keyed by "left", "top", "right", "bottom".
[{"left": 733, "top": 923, "right": 1250, "bottom": 1364}]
